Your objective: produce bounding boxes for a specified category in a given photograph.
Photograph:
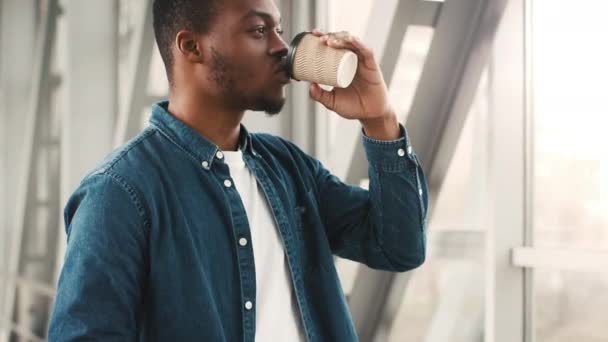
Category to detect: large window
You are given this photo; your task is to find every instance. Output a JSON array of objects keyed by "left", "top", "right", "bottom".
[
  {"left": 531, "top": 1, "right": 608, "bottom": 341},
  {"left": 531, "top": 0, "right": 608, "bottom": 250}
]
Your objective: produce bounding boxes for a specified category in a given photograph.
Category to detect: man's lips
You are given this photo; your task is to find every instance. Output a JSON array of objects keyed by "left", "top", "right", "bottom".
[{"left": 275, "top": 69, "right": 291, "bottom": 84}]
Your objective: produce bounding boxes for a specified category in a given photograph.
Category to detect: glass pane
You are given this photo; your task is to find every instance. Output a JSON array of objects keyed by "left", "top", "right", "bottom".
[
  {"left": 388, "top": 231, "right": 485, "bottom": 342},
  {"left": 428, "top": 68, "right": 489, "bottom": 233},
  {"left": 329, "top": 0, "right": 374, "bottom": 38},
  {"left": 388, "top": 25, "right": 434, "bottom": 123},
  {"left": 388, "top": 69, "right": 489, "bottom": 341},
  {"left": 531, "top": 0, "right": 608, "bottom": 249},
  {"left": 535, "top": 269, "right": 608, "bottom": 342}
]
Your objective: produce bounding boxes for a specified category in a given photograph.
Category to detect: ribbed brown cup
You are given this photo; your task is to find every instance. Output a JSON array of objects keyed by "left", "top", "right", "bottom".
[{"left": 287, "top": 32, "right": 358, "bottom": 88}]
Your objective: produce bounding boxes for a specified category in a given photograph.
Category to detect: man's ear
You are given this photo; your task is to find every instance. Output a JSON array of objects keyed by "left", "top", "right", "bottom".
[{"left": 175, "top": 30, "right": 205, "bottom": 63}]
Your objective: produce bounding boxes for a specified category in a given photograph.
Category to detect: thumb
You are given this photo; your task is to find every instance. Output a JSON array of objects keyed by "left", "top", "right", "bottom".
[{"left": 309, "top": 83, "right": 335, "bottom": 110}]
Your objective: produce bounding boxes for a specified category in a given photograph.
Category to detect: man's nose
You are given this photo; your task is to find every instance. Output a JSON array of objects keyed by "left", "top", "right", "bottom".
[{"left": 269, "top": 34, "right": 289, "bottom": 57}]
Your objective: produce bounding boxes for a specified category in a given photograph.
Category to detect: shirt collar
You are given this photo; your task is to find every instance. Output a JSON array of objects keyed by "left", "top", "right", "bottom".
[{"left": 149, "top": 101, "right": 255, "bottom": 166}]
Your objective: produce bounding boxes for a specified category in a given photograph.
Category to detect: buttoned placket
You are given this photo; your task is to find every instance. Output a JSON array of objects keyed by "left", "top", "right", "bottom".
[
  {"left": 393, "top": 139, "right": 426, "bottom": 227},
  {"left": 407, "top": 144, "right": 426, "bottom": 226},
  {"left": 241, "top": 153, "right": 314, "bottom": 342},
  {"left": 203, "top": 149, "right": 258, "bottom": 341}
]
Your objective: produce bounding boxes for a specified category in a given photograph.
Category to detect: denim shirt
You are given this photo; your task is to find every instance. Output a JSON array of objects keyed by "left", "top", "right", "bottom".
[{"left": 48, "top": 101, "right": 428, "bottom": 342}]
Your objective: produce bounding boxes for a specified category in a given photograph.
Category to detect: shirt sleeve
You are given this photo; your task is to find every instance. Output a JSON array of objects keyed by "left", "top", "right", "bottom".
[
  {"left": 314, "top": 124, "right": 428, "bottom": 272},
  {"left": 48, "top": 172, "right": 148, "bottom": 341}
]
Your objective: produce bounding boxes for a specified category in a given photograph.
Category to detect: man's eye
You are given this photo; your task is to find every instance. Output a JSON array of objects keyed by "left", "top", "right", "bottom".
[{"left": 251, "top": 27, "right": 284, "bottom": 37}]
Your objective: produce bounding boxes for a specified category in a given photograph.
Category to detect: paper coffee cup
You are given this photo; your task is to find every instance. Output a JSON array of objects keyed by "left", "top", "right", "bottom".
[{"left": 286, "top": 32, "right": 358, "bottom": 88}]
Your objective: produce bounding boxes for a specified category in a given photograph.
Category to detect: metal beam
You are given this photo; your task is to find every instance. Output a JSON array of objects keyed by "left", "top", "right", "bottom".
[
  {"left": 1, "top": 0, "right": 60, "bottom": 339},
  {"left": 62, "top": 0, "right": 118, "bottom": 206},
  {"left": 8, "top": 323, "right": 45, "bottom": 342},
  {"left": 1, "top": 274, "right": 56, "bottom": 300},
  {"left": 58, "top": 0, "right": 119, "bottom": 285},
  {"left": 287, "top": 0, "right": 315, "bottom": 152},
  {"left": 0, "top": 1, "right": 4, "bottom": 318},
  {"left": 347, "top": 0, "right": 510, "bottom": 340},
  {"left": 113, "top": 0, "right": 154, "bottom": 146},
  {"left": 248, "top": 0, "right": 319, "bottom": 150},
  {"left": 0, "top": 3, "right": 38, "bottom": 332},
  {"left": 411, "top": 1, "right": 442, "bottom": 27},
  {"left": 511, "top": 247, "right": 608, "bottom": 273},
  {"left": 486, "top": 0, "right": 527, "bottom": 340}
]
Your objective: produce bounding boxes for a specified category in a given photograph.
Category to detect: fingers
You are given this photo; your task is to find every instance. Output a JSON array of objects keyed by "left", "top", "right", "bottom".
[
  {"left": 309, "top": 83, "right": 336, "bottom": 111},
  {"left": 311, "top": 28, "right": 324, "bottom": 36},
  {"left": 310, "top": 30, "right": 377, "bottom": 69},
  {"left": 333, "top": 35, "right": 375, "bottom": 63}
]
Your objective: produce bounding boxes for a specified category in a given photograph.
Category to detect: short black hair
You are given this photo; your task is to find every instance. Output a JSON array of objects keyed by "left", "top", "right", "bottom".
[{"left": 152, "top": 0, "right": 221, "bottom": 83}]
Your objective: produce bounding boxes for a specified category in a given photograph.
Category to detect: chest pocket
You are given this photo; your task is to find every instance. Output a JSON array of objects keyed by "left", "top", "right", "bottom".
[
  {"left": 293, "top": 189, "right": 334, "bottom": 273},
  {"left": 294, "top": 189, "right": 321, "bottom": 230}
]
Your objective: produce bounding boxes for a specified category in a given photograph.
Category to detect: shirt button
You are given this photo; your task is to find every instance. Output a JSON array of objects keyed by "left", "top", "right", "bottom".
[
  {"left": 201, "top": 161, "right": 210, "bottom": 170},
  {"left": 245, "top": 301, "right": 253, "bottom": 310},
  {"left": 419, "top": 188, "right": 423, "bottom": 196},
  {"left": 224, "top": 179, "right": 232, "bottom": 188},
  {"left": 239, "top": 237, "right": 248, "bottom": 246},
  {"left": 216, "top": 151, "right": 224, "bottom": 160},
  {"left": 407, "top": 146, "right": 413, "bottom": 155},
  {"left": 397, "top": 148, "right": 405, "bottom": 157}
]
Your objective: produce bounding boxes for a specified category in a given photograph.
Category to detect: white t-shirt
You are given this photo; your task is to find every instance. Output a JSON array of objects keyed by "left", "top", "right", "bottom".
[{"left": 223, "top": 150, "right": 307, "bottom": 342}]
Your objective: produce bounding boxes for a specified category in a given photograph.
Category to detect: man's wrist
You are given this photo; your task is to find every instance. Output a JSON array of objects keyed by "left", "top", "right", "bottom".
[{"left": 360, "top": 112, "right": 400, "bottom": 141}]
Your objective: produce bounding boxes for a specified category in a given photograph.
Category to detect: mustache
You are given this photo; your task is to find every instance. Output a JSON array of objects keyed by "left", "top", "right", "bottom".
[{"left": 275, "top": 57, "right": 289, "bottom": 73}]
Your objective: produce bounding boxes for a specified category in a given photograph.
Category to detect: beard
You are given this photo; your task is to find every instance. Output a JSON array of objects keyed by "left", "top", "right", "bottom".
[{"left": 209, "top": 48, "right": 285, "bottom": 115}]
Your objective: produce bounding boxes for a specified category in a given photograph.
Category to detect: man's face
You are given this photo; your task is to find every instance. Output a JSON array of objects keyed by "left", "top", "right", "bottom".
[{"left": 203, "top": 0, "right": 290, "bottom": 115}]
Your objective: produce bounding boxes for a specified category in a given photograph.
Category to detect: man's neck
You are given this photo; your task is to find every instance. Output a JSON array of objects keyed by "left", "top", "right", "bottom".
[{"left": 167, "top": 92, "right": 244, "bottom": 151}]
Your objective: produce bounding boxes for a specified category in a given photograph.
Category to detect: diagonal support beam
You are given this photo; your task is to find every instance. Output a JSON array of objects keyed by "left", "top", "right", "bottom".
[
  {"left": 345, "top": 0, "right": 432, "bottom": 185},
  {"left": 406, "top": 0, "right": 509, "bottom": 203},
  {"left": 331, "top": 0, "right": 440, "bottom": 185},
  {"left": 325, "top": 0, "right": 408, "bottom": 180}
]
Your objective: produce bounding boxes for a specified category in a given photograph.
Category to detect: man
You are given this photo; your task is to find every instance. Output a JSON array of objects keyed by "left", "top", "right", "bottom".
[{"left": 48, "top": 0, "right": 428, "bottom": 341}]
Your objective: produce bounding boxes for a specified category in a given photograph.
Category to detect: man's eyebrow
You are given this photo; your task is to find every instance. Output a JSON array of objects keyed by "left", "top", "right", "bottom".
[{"left": 241, "top": 10, "right": 281, "bottom": 24}]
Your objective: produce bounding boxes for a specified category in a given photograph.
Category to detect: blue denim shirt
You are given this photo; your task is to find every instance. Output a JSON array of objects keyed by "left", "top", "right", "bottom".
[{"left": 48, "top": 101, "right": 428, "bottom": 341}]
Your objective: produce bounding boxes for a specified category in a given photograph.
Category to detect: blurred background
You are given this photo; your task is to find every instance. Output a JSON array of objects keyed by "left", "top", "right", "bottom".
[{"left": 1, "top": 0, "right": 607, "bottom": 341}]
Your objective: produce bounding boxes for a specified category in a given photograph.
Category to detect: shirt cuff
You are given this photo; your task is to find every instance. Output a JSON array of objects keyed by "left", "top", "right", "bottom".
[{"left": 361, "top": 123, "right": 418, "bottom": 172}]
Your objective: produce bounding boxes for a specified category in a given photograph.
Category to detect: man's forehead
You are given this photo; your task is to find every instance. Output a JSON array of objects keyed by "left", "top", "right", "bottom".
[
  {"left": 241, "top": 9, "right": 281, "bottom": 24},
  {"left": 224, "top": 0, "right": 281, "bottom": 23}
]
